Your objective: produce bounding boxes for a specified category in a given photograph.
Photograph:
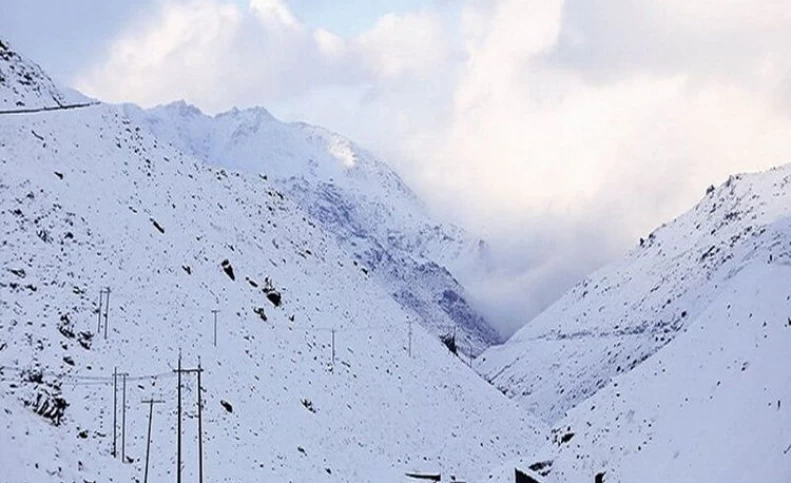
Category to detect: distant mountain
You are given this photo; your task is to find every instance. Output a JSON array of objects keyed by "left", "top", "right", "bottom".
[
  {"left": 0, "top": 37, "right": 544, "bottom": 483},
  {"left": 123, "top": 100, "right": 502, "bottom": 353},
  {"left": 480, "top": 167, "right": 791, "bottom": 481}
]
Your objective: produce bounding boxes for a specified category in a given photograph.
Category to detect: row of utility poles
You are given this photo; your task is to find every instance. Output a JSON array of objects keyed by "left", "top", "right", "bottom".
[
  {"left": 95, "top": 290, "right": 428, "bottom": 367},
  {"left": 109, "top": 354, "right": 205, "bottom": 483},
  {"left": 98, "top": 288, "right": 223, "bottom": 348}
]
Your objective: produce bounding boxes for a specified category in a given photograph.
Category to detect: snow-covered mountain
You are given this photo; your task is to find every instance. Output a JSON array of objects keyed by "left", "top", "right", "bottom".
[
  {"left": 479, "top": 167, "right": 791, "bottom": 481},
  {"left": 121, "top": 101, "right": 502, "bottom": 354},
  {"left": 0, "top": 38, "right": 545, "bottom": 483}
]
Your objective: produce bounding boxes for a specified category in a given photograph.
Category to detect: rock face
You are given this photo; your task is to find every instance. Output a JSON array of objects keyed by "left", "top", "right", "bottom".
[
  {"left": 123, "top": 101, "right": 502, "bottom": 354},
  {"left": 0, "top": 39, "right": 87, "bottom": 110},
  {"left": 0, "top": 38, "right": 545, "bottom": 483},
  {"left": 481, "top": 166, "right": 791, "bottom": 482}
]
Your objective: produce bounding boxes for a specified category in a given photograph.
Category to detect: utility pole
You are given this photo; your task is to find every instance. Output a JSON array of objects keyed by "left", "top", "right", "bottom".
[
  {"left": 175, "top": 353, "right": 182, "bottom": 483},
  {"left": 408, "top": 320, "right": 413, "bottom": 358},
  {"left": 103, "top": 287, "right": 111, "bottom": 340},
  {"left": 197, "top": 358, "right": 204, "bottom": 483},
  {"left": 173, "top": 354, "right": 204, "bottom": 483},
  {"left": 112, "top": 367, "right": 117, "bottom": 458},
  {"left": 97, "top": 288, "right": 104, "bottom": 334},
  {"left": 331, "top": 329, "right": 336, "bottom": 368},
  {"left": 141, "top": 398, "right": 165, "bottom": 483},
  {"left": 211, "top": 310, "right": 219, "bottom": 347},
  {"left": 112, "top": 368, "right": 129, "bottom": 459},
  {"left": 121, "top": 372, "right": 127, "bottom": 462}
]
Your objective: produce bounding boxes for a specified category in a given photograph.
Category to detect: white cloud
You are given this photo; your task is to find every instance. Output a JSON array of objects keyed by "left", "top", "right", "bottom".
[
  {"left": 355, "top": 11, "right": 451, "bottom": 79},
  {"left": 249, "top": 0, "right": 299, "bottom": 27},
  {"left": 74, "top": 0, "right": 791, "bottom": 335},
  {"left": 75, "top": 0, "right": 450, "bottom": 112}
]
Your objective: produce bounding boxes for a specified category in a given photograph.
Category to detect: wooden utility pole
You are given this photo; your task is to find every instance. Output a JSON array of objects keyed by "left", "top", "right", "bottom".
[
  {"left": 175, "top": 354, "right": 182, "bottom": 483},
  {"left": 211, "top": 310, "right": 219, "bottom": 347},
  {"left": 408, "top": 320, "right": 413, "bottom": 358},
  {"left": 97, "top": 289, "right": 104, "bottom": 334},
  {"left": 103, "top": 287, "right": 111, "bottom": 339},
  {"left": 173, "top": 354, "right": 204, "bottom": 483},
  {"left": 141, "top": 398, "right": 165, "bottom": 483},
  {"left": 113, "top": 367, "right": 117, "bottom": 457},
  {"left": 331, "top": 329, "right": 336, "bottom": 368},
  {"left": 197, "top": 358, "right": 204, "bottom": 483},
  {"left": 121, "top": 372, "right": 127, "bottom": 461},
  {"left": 112, "top": 368, "right": 129, "bottom": 459}
]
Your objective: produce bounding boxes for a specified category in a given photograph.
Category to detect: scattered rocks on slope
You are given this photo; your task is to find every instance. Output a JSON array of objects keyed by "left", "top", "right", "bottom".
[
  {"left": 253, "top": 307, "right": 267, "bottom": 322},
  {"left": 263, "top": 277, "right": 282, "bottom": 307},
  {"left": 220, "top": 400, "right": 233, "bottom": 413},
  {"left": 221, "top": 259, "right": 235, "bottom": 280},
  {"left": 150, "top": 218, "right": 165, "bottom": 234},
  {"left": 301, "top": 399, "right": 316, "bottom": 413}
]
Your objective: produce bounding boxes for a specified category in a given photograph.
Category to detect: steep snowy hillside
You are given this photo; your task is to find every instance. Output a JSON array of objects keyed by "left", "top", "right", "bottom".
[
  {"left": 479, "top": 166, "right": 791, "bottom": 425},
  {"left": 487, "top": 260, "right": 791, "bottom": 482},
  {"left": 0, "top": 40, "right": 545, "bottom": 483},
  {"left": 122, "top": 101, "right": 501, "bottom": 354}
]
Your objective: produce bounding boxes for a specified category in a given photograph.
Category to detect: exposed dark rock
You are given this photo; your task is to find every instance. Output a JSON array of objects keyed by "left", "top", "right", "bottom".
[
  {"left": 440, "top": 333, "right": 457, "bottom": 355},
  {"left": 150, "top": 218, "right": 165, "bottom": 234},
  {"left": 77, "top": 331, "right": 93, "bottom": 350},
  {"left": 220, "top": 400, "right": 233, "bottom": 413},
  {"left": 301, "top": 399, "right": 315, "bottom": 413},
  {"left": 266, "top": 291, "right": 282, "bottom": 307},
  {"left": 515, "top": 469, "right": 541, "bottom": 483},
  {"left": 253, "top": 307, "right": 267, "bottom": 322},
  {"left": 528, "top": 461, "right": 553, "bottom": 477},
  {"left": 221, "top": 259, "right": 235, "bottom": 280},
  {"left": 7, "top": 268, "right": 25, "bottom": 278}
]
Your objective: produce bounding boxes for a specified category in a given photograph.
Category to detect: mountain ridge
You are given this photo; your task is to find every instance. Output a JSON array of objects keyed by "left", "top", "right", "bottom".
[
  {"left": 0, "top": 36, "right": 543, "bottom": 483},
  {"left": 124, "top": 98, "right": 503, "bottom": 352}
]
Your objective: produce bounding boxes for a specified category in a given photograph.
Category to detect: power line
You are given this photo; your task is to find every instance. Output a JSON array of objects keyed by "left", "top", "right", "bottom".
[{"left": 0, "top": 101, "right": 99, "bottom": 115}]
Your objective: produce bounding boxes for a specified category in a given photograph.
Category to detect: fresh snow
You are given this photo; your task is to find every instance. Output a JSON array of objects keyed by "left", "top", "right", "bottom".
[
  {"left": 121, "top": 100, "right": 502, "bottom": 354},
  {"left": 480, "top": 167, "right": 791, "bottom": 481},
  {"left": 0, "top": 39, "right": 545, "bottom": 483}
]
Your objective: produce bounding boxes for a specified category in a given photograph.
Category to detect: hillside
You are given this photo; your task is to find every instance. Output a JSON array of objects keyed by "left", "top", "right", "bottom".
[
  {"left": 122, "top": 101, "right": 501, "bottom": 354},
  {"left": 487, "top": 260, "right": 791, "bottom": 482},
  {"left": 479, "top": 166, "right": 791, "bottom": 423},
  {"left": 0, "top": 39, "right": 545, "bottom": 483},
  {"left": 479, "top": 167, "right": 791, "bottom": 480}
]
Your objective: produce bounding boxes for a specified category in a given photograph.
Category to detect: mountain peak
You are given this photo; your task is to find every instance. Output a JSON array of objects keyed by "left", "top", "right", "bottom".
[
  {"left": 156, "top": 99, "right": 205, "bottom": 117},
  {"left": 0, "top": 37, "right": 75, "bottom": 110},
  {"left": 216, "top": 104, "right": 276, "bottom": 122}
]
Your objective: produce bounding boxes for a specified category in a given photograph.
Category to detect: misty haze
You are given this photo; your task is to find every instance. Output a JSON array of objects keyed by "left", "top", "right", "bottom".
[{"left": 1, "top": 1, "right": 790, "bottom": 482}]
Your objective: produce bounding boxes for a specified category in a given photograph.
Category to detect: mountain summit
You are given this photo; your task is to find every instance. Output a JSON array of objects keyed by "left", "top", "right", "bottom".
[{"left": 123, "top": 100, "right": 502, "bottom": 353}]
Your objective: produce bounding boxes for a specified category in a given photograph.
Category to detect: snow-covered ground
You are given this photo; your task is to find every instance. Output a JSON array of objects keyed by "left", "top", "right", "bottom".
[
  {"left": 480, "top": 166, "right": 791, "bottom": 481},
  {"left": 123, "top": 100, "right": 501, "bottom": 354},
  {"left": 0, "top": 39, "right": 546, "bottom": 483}
]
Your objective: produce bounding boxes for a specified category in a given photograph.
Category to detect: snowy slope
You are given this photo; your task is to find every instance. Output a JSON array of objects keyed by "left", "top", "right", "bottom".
[
  {"left": 122, "top": 101, "right": 501, "bottom": 354},
  {"left": 486, "top": 260, "right": 791, "bottom": 482},
  {"left": 479, "top": 166, "right": 791, "bottom": 424},
  {"left": 0, "top": 40, "right": 545, "bottom": 483}
]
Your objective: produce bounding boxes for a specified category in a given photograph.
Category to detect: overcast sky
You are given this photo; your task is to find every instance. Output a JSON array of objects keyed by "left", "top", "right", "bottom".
[{"left": 3, "top": 0, "right": 791, "bottom": 335}]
